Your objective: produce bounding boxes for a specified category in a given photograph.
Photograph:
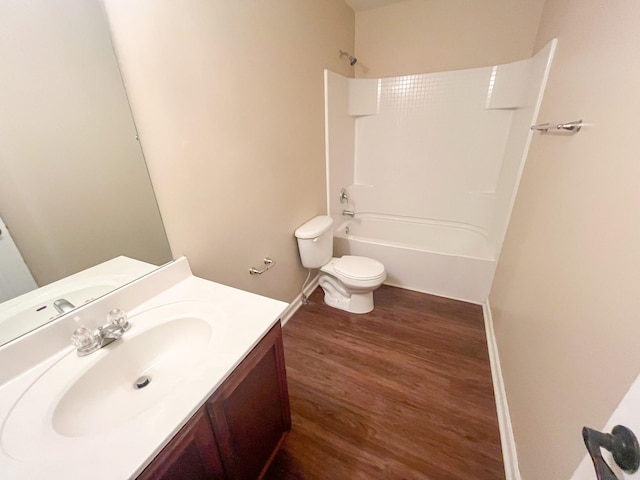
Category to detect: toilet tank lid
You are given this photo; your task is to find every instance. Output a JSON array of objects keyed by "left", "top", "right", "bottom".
[{"left": 295, "top": 215, "right": 334, "bottom": 239}]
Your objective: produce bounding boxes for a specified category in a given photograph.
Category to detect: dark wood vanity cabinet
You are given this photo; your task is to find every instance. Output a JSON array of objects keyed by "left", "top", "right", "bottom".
[
  {"left": 138, "top": 322, "right": 290, "bottom": 480},
  {"left": 137, "top": 409, "right": 225, "bottom": 480},
  {"left": 207, "top": 321, "right": 291, "bottom": 480}
]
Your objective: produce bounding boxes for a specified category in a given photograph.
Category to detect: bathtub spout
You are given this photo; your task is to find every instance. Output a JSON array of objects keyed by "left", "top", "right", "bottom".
[{"left": 342, "top": 209, "right": 355, "bottom": 217}]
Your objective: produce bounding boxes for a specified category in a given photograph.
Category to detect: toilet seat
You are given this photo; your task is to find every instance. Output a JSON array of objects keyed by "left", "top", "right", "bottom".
[
  {"left": 320, "top": 256, "right": 386, "bottom": 288},
  {"left": 334, "top": 256, "right": 385, "bottom": 281}
]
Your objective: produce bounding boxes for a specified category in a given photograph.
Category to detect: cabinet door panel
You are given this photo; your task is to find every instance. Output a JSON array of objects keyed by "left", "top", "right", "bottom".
[
  {"left": 138, "top": 409, "right": 224, "bottom": 480},
  {"left": 208, "top": 323, "right": 291, "bottom": 480}
]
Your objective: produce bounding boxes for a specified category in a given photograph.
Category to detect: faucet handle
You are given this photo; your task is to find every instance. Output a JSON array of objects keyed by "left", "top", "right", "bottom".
[
  {"left": 107, "top": 308, "right": 130, "bottom": 330},
  {"left": 71, "top": 326, "right": 99, "bottom": 351},
  {"left": 339, "top": 187, "right": 349, "bottom": 204}
]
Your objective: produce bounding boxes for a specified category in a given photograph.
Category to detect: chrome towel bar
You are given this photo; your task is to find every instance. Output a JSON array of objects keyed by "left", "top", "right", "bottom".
[
  {"left": 531, "top": 119, "right": 583, "bottom": 133},
  {"left": 249, "top": 257, "right": 275, "bottom": 275}
]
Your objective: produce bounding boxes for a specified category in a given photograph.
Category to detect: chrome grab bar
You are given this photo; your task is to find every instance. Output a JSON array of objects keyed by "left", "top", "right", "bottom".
[
  {"left": 249, "top": 257, "right": 275, "bottom": 275},
  {"left": 531, "top": 119, "right": 583, "bottom": 133},
  {"left": 531, "top": 122, "right": 550, "bottom": 132},
  {"left": 557, "top": 120, "right": 583, "bottom": 132}
]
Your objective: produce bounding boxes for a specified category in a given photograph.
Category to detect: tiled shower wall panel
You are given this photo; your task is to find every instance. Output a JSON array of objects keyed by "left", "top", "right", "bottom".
[{"left": 353, "top": 67, "right": 514, "bottom": 231}]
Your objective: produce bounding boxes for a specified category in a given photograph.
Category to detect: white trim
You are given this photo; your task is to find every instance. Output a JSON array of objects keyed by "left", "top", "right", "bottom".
[
  {"left": 483, "top": 299, "right": 521, "bottom": 480},
  {"left": 323, "top": 69, "right": 332, "bottom": 216},
  {"left": 279, "top": 274, "right": 320, "bottom": 326}
]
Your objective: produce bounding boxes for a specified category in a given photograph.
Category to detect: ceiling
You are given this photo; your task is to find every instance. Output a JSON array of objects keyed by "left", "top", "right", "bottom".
[{"left": 345, "top": 0, "right": 407, "bottom": 12}]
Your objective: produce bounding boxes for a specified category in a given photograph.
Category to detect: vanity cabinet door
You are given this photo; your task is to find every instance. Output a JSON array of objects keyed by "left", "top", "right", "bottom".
[
  {"left": 137, "top": 409, "right": 225, "bottom": 480},
  {"left": 207, "top": 322, "right": 291, "bottom": 480}
]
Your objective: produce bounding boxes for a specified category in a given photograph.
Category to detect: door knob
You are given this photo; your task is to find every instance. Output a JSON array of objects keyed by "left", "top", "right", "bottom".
[{"left": 583, "top": 425, "right": 640, "bottom": 479}]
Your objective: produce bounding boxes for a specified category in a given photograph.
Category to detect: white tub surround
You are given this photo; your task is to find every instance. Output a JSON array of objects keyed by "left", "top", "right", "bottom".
[
  {"left": 0, "top": 257, "right": 287, "bottom": 479},
  {"left": 325, "top": 40, "right": 556, "bottom": 303}
]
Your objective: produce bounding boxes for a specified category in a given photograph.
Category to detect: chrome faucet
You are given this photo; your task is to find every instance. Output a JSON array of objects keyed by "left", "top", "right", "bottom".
[
  {"left": 342, "top": 209, "right": 355, "bottom": 217},
  {"left": 71, "top": 308, "right": 130, "bottom": 356},
  {"left": 53, "top": 298, "right": 75, "bottom": 315}
]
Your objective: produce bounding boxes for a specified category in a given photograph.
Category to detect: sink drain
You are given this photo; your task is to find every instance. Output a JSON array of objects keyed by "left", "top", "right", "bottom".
[{"left": 134, "top": 376, "right": 151, "bottom": 389}]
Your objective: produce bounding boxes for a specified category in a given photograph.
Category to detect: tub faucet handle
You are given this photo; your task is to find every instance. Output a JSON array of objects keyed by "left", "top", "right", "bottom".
[{"left": 339, "top": 188, "right": 349, "bottom": 204}]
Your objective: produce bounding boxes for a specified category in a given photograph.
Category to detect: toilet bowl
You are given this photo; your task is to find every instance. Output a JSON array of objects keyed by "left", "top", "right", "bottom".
[
  {"left": 318, "top": 256, "right": 386, "bottom": 313},
  {"left": 294, "top": 216, "right": 386, "bottom": 314}
]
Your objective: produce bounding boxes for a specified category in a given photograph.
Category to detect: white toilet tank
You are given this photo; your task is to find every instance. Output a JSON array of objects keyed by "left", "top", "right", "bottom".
[{"left": 294, "top": 216, "right": 334, "bottom": 268}]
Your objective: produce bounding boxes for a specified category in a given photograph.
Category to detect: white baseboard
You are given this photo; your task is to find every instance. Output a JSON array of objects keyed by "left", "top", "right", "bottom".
[
  {"left": 483, "top": 299, "right": 521, "bottom": 480},
  {"left": 279, "top": 274, "right": 319, "bottom": 326}
]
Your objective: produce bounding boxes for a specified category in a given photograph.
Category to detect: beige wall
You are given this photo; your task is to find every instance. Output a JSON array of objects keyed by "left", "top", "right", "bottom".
[
  {"left": 354, "top": 0, "right": 545, "bottom": 78},
  {"left": 0, "top": 0, "right": 171, "bottom": 289},
  {"left": 103, "top": 0, "right": 355, "bottom": 302},
  {"left": 490, "top": 1, "right": 640, "bottom": 478}
]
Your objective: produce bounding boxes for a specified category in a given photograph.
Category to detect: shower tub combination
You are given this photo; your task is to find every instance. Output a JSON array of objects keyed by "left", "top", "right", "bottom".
[
  {"left": 333, "top": 214, "right": 496, "bottom": 304},
  {"left": 325, "top": 41, "right": 556, "bottom": 304}
]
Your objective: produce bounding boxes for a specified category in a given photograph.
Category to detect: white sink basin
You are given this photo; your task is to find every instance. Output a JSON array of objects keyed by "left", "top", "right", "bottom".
[
  {"left": 1, "top": 301, "right": 238, "bottom": 462},
  {"left": 53, "top": 316, "right": 212, "bottom": 437}
]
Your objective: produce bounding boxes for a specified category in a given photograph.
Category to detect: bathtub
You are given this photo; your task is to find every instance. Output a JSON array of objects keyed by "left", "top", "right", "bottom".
[{"left": 333, "top": 214, "right": 497, "bottom": 304}]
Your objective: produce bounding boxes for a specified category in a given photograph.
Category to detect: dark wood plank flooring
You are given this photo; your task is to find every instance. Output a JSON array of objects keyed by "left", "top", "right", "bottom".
[{"left": 265, "top": 285, "right": 504, "bottom": 480}]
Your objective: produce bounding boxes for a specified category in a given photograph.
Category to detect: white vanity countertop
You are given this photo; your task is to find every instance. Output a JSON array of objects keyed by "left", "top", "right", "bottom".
[{"left": 0, "top": 257, "right": 288, "bottom": 479}]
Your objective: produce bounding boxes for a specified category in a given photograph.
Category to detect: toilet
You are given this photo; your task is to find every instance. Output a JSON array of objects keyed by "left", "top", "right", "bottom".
[{"left": 295, "top": 215, "right": 386, "bottom": 314}]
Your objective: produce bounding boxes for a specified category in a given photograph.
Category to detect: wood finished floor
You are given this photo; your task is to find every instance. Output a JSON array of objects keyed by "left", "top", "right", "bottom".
[{"left": 265, "top": 285, "right": 504, "bottom": 480}]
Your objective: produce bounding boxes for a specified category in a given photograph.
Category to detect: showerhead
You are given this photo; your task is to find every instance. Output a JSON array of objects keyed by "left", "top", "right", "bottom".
[{"left": 339, "top": 49, "right": 357, "bottom": 66}]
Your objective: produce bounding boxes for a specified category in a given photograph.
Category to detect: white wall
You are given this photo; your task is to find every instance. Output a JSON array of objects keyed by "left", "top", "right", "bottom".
[
  {"left": 490, "top": 1, "right": 640, "bottom": 478},
  {"left": 104, "top": 0, "right": 355, "bottom": 302},
  {"left": 354, "top": 0, "right": 545, "bottom": 78}
]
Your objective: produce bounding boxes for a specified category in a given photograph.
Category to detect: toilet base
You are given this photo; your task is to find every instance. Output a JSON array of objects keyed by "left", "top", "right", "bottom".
[
  {"left": 322, "top": 290, "right": 374, "bottom": 314},
  {"left": 318, "top": 274, "right": 375, "bottom": 314}
]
